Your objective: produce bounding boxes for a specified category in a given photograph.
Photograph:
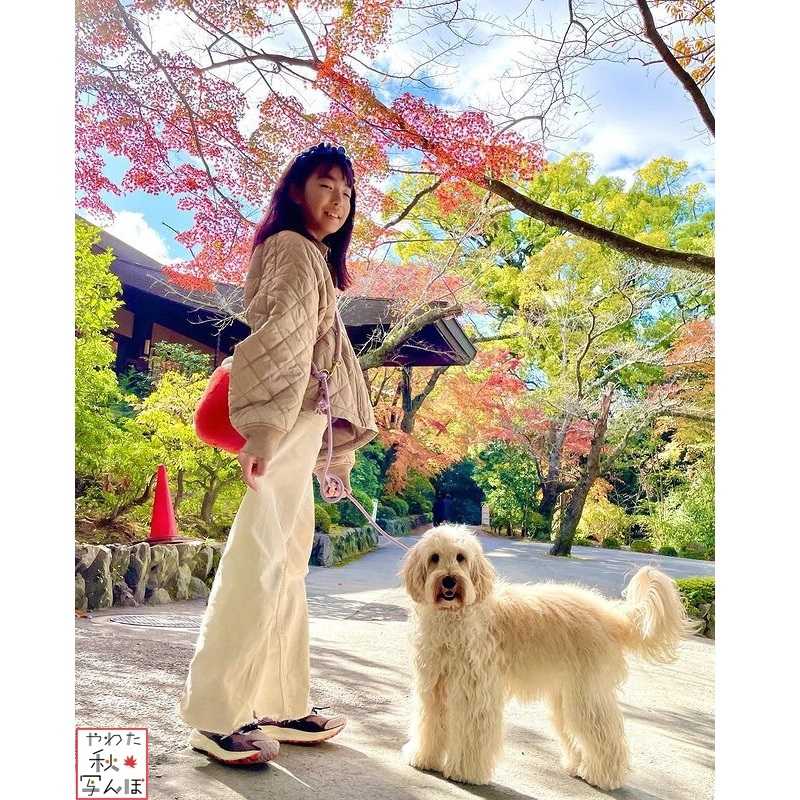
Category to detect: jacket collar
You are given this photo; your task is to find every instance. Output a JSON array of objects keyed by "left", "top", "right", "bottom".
[{"left": 309, "top": 238, "right": 330, "bottom": 261}]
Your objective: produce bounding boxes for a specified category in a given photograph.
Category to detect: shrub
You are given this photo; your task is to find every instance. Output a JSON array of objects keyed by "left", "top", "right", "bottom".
[
  {"left": 675, "top": 577, "right": 715, "bottom": 617},
  {"left": 400, "top": 471, "right": 436, "bottom": 514},
  {"left": 679, "top": 541, "right": 707, "bottom": 560},
  {"left": 314, "top": 504, "right": 331, "bottom": 533},
  {"left": 525, "top": 511, "right": 550, "bottom": 540},
  {"left": 601, "top": 536, "right": 621, "bottom": 549},
  {"left": 659, "top": 545, "right": 678, "bottom": 557},
  {"left": 572, "top": 536, "right": 595, "bottom": 547},
  {"left": 381, "top": 495, "right": 409, "bottom": 517},
  {"left": 324, "top": 501, "right": 341, "bottom": 525},
  {"left": 630, "top": 539, "right": 654, "bottom": 553},
  {"left": 376, "top": 503, "right": 397, "bottom": 519},
  {"left": 643, "top": 452, "right": 715, "bottom": 553},
  {"left": 577, "top": 480, "right": 632, "bottom": 543},
  {"left": 338, "top": 488, "right": 374, "bottom": 528}
]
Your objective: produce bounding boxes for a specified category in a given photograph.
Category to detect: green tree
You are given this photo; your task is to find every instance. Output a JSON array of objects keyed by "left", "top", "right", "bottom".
[
  {"left": 432, "top": 459, "right": 484, "bottom": 526},
  {"left": 75, "top": 219, "right": 164, "bottom": 528},
  {"left": 400, "top": 470, "right": 436, "bottom": 515},
  {"left": 474, "top": 156, "right": 714, "bottom": 554},
  {"left": 473, "top": 441, "right": 542, "bottom": 538},
  {"left": 74, "top": 218, "right": 125, "bottom": 478},
  {"left": 644, "top": 446, "right": 714, "bottom": 553},
  {"left": 134, "top": 369, "right": 242, "bottom": 529}
]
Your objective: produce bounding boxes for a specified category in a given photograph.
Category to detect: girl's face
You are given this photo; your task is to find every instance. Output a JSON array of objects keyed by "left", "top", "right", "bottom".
[{"left": 291, "top": 164, "right": 352, "bottom": 242}]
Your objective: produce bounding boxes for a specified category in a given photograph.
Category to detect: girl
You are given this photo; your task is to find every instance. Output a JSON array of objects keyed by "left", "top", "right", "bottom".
[{"left": 180, "top": 143, "right": 379, "bottom": 766}]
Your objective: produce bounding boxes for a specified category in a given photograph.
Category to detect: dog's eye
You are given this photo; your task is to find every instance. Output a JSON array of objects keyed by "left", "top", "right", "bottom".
[
  {"left": 430, "top": 553, "right": 439, "bottom": 564},
  {"left": 456, "top": 553, "right": 465, "bottom": 563}
]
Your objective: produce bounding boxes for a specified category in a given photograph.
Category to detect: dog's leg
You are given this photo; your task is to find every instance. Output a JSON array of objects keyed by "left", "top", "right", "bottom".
[
  {"left": 548, "top": 691, "right": 581, "bottom": 777},
  {"left": 404, "top": 672, "right": 448, "bottom": 773},
  {"left": 441, "top": 671, "right": 504, "bottom": 785},
  {"left": 559, "top": 688, "right": 630, "bottom": 791}
]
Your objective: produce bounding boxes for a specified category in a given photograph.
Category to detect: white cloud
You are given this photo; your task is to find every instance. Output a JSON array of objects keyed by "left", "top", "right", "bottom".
[
  {"left": 85, "top": 210, "right": 183, "bottom": 265},
  {"left": 379, "top": 0, "right": 714, "bottom": 192}
]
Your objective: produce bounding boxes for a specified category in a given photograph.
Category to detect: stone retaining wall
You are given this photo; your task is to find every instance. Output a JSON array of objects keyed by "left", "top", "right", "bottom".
[{"left": 75, "top": 525, "right": 382, "bottom": 611}]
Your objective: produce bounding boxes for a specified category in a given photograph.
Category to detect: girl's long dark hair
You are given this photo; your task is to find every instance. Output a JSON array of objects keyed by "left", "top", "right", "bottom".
[{"left": 251, "top": 144, "right": 356, "bottom": 289}]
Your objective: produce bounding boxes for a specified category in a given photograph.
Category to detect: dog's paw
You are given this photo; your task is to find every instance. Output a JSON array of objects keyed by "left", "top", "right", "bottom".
[
  {"left": 402, "top": 741, "right": 444, "bottom": 773},
  {"left": 560, "top": 753, "right": 580, "bottom": 777},
  {"left": 441, "top": 762, "right": 493, "bottom": 786},
  {"left": 576, "top": 765, "right": 625, "bottom": 791}
]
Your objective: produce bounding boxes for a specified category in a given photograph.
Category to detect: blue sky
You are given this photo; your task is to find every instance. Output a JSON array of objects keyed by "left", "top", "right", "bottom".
[{"left": 79, "top": 0, "right": 715, "bottom": 265}]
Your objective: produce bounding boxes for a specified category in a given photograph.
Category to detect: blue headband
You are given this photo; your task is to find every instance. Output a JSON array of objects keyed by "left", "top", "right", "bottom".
[{"left": 294, "top": 142, "right": 351, "bottom": 165}]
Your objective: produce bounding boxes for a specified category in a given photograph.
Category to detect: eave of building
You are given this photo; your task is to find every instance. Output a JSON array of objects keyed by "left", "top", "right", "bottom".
[{"left": 84, "top": 220, "right": 476, "bottom": 369}]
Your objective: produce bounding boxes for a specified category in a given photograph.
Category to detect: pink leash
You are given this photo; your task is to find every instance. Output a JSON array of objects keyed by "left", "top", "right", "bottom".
[{"left": 311, "top": 364, "right": 412, "bottom": 553}]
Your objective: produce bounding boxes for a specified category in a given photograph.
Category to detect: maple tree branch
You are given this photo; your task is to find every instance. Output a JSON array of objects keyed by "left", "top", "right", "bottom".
[
  {"left": 112, "top": 1, "right": 247, "bottom": 223},
  {"left": 384, "top": 179, "right": 443, "bottom": 228},
  {"left": 656, "top": 409, "right": 714, "bottom": 424},
  {"left": 285, "top": 0, "right": 321, "bottom": 64},
  {"left": 417, "top": 365, "right": 448, "bottom": 406},
  {"left": 635, "top": 0, "right": 714, "bottom": 136},
  {"left": 472, "top": 332, "right": 518, "bottom": 343},
  {"left": 321, "top": 67, "right": 713, "bottom": 276},
  {"left": 584, "top": 288, "right": 712, "bottom": 395},
  {"left": 484, "top": 177, "right": 714, "bottom": 274},
  {"left": 198, "top": 52, "right": 319, "bottom": 73}
]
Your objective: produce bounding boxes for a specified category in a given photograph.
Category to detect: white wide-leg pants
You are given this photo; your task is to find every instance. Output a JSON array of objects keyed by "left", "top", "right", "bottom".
[{"left": 179, "top": 410, "right": 327, "bottom": 734}]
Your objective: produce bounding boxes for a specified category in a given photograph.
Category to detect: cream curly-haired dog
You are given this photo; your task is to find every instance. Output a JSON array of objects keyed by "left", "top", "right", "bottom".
[{"left": 399, "top": 525, "right": 698, "bottom": 789}]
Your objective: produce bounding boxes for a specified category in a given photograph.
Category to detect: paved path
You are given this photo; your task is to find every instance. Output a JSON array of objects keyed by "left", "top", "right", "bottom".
[{"left": 75, "top": 528, "right": 715, "bottom": 800}]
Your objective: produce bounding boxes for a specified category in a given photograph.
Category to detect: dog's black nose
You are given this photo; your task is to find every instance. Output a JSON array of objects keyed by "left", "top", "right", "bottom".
[{"left": 442, "top": 575, "right": 456, "bottom": 589}]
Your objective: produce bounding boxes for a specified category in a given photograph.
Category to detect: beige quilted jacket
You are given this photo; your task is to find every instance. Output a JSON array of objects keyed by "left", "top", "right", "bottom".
[{"left": 229, "top": 230, "right": 378, "bottom": 490}]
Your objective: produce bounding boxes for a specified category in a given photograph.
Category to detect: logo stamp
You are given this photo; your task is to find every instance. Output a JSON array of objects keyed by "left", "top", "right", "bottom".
[{"left": 76, "top": 728, "right": 148, "bottom": 798}]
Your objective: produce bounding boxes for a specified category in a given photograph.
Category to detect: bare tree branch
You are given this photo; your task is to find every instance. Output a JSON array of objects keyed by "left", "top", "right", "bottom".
[{"left": 635, "top": 0, "right": 715, "bottom": 136}]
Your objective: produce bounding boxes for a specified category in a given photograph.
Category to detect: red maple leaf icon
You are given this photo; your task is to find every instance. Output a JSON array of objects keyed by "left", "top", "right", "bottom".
[{"left": 123, "top": 756, "right": 137, "bottom": 768}]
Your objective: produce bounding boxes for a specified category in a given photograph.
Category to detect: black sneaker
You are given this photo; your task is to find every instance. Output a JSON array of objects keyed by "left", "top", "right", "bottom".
[
  {"left": 189, "top": 722, "right": 280, "bottom": 765},
  {"left": 256, "top": 706, "right": 346, "bottom": 744}
]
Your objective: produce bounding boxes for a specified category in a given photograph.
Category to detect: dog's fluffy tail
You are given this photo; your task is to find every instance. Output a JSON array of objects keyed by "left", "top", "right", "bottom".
[{"left": 620, "top": 567, "right": 701, "bottom": 663}]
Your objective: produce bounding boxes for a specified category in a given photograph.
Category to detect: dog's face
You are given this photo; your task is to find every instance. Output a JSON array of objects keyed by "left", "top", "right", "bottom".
[{"left": 400, "top": 525, "right": 497, "bottom": 610}]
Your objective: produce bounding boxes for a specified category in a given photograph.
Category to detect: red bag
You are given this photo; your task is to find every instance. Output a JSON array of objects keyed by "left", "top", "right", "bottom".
[
  {"left": 195, "top": 314, "right": 342, "bottom": 455},
  {"left": 193, "top": 362, "right": 246, "bottom": 454}
]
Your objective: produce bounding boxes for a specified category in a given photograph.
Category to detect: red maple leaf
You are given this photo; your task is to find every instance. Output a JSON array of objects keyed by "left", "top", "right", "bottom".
[{"left": 123, "top": 755, "right": 137, "bottom": 768}]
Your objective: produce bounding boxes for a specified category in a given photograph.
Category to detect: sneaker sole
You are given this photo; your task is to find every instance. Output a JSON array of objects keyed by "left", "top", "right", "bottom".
[
  {"left": 257, "top": 722, "right": 345, "bottom": 744},
  {"left": 188, "top": 731, "right": 276, "bottom": 765}
]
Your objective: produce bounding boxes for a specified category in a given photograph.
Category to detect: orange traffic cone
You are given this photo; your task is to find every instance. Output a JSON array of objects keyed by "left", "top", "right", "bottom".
[{"left": 146, "top": 464, "right": 183, "bottom": 543}]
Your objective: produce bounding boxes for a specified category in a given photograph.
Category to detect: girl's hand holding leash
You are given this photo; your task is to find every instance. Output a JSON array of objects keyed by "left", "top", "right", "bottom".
[
  {"left": 321, "top": 475, "right": 346, "bottom": 501},
  {"left": 238, "top": 451, "right": 267, "bottom": 491}
]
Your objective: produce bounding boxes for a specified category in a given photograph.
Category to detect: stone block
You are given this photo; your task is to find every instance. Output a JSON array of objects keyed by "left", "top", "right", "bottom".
[
  {"left": 84, "top": 546, "right": 113, "bottom": 610},
  {"left": 125, "top": 543, "right": 151, "bottom": 604},
  {"left": 75, "top": 573, "right": 87, "bottom": 612},
  {"left": 113, "top": 580, "right": 137, "bottom": 607},
  {"left": 146, "top": 588, "right": 173, "bottom": 605},
  {"left": 147, "top": 544, "right": 180, "bottom": 593},
  {"left": 188, "top": 576, "right": 209, "bottom": 600}
]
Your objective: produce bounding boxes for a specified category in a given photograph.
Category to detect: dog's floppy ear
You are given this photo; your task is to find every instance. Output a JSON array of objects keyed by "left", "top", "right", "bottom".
[
  {"left": 470, "top": 546, "right": 497, "bottom": 602},
  {"left": 399, "top": 546, "right": 427, "bottom": 603}
]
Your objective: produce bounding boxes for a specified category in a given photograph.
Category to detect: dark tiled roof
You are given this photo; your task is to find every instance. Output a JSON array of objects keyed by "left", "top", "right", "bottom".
[
  {"left": 81, "top": 217, "right": 476, "bottom": 367},
  {"left": 91, "top": 225, "right": 243, "bottom": 315}
]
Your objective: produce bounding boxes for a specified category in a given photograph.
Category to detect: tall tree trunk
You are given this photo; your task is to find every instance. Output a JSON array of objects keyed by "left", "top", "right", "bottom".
[
  {"left": 200, "top": 477, "right": 221, "bottom": 524},
  {"left": 536, "top": 418, "right": 571, "bottom": 532},
  {"left": 173, "top": 468, "right": 184, "bottom": 514},
  {"left": 550, "top": 385, "right": 615, "bottom": 556},
  {"left": 399, "top": 365, "right": 448, "bottom": 434},
  {"left": 538, "top": 481, "right": 560, "bottom": 529}
]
